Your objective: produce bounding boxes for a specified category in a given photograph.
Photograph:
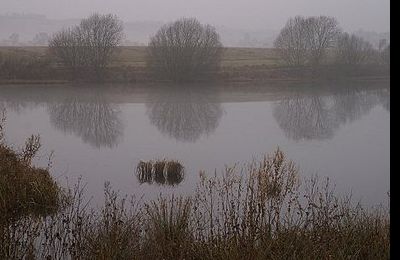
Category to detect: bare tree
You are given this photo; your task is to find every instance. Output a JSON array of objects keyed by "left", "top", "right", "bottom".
[
  {"left": 335, "top": 32, "right": 374, "bottom": 65},
  {"left": 49, "top": 13, "right": 123, "bottom": 78},
  {"left": 49, "top": 27, "right": 86, "bottom": 75},
  {"left": 79, "top": 14, "right": 124, "bottom": 75},
  {"left": 377, "top": 38, "right": 390, "bottom": 65},
  {"left": 9, "top": 33, "right": 19, "bottom": 46},
  {"left": 304, "top": 16, "right": 341, "bottom": 65},
  {"left": 274, "top": 16, "right": 340, "bottom": 66},
  {"left": 381, "top": 44, "right": 390, "bottom": 66},
  {"left": 274, "top": 16, "right": 309, "bottom": 66},
  {"left": 32, "top": 32, "right": 49, "bottom": 46},
  {"left": 378, "top": 39, "right": 387, "bottom": 52},
  {"left": 147, "top": 18, "right": 223, "bottom": 82}
]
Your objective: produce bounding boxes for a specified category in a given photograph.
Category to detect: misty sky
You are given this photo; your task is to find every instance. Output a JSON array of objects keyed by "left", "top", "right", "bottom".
[{"left": 1, "top": 0, "right": 390, "bottom": 32}]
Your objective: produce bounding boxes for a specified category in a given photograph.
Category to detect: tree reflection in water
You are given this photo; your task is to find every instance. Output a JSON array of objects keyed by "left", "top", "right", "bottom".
[
  {"left": 273, "top": 95, "right": 338, "bottom": 140},
  {"left": 377, "top": 88, "right": 390, "bottom": 112},
  {"left": 48, "top": 95, "right": 123, "bottom": 148},
  {"left": 146, "top": 86, "right": 223, "bottom": 143},
  {"left": 273, "top": 86, "right": 390, "bottom": 141},
  {"left": 331, "top": 89, "right": 378, "bottom": 125},
  {"left": 0, "top": 100, "right": 36, "bottom": 114}
]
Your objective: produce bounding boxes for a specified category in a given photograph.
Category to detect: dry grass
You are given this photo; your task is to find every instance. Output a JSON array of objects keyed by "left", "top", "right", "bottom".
[
  {"left": 0, "top": 46, "right": 282, "bottom": 68},
  {"left": 0, "top": 48, "right": 52, "bottom": 80},
  {"left": 0, "top": 114, "right": 61, "bottom": 222},
  {"left": 1, "top": 150, "right": 389, "bottom": 259},
  {"left": 221, "top": 47, "right": 281, "bottom": 67},
  {"left": 106, "top": 46, "right": 282, "bottom": 68},
  {"left": 143, "top": 196, "right": 193, "bottom": 259}
]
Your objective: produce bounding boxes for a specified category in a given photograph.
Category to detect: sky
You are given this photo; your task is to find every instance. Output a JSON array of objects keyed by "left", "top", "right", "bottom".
[{"left": 1, "top": 0, "right": 390, "bottom": 32}]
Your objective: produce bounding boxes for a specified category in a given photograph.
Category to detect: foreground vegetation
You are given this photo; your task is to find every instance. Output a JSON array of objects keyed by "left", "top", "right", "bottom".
[
  {"left": 0, "top": 114, "right": 390, "bottom": 259},
  {"left": 0, "top": 112, "right": 61, "bottom": 222}
]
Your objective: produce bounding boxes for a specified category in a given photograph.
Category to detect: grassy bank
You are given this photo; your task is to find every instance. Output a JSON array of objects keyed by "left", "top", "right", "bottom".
[
  {"left": 0, "top": 46, "right": 281, "bottom": 68},
  {"left": 0, "top": 46, "right": 390, "bottom": 84},
  {"left": 0, "top": 112, "right": 390, "bottom": 259}
]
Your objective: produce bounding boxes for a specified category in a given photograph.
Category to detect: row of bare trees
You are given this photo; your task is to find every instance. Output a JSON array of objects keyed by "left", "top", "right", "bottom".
[
  {"left": 49, "top": 15, "right": 222, "bottom": 82},
  {"left": 49, "top": 13, "right": 388, "bottom": 82},
  {"left": 274, "top": 15, "right": 390, "bottom": 67}
]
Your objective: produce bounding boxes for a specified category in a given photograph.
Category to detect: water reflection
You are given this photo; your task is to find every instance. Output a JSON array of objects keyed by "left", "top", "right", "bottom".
[
  {"left": 273, "top": 87, "right": 390, "bottom": 141},
  {"left": 0, "top": 82, "right": 389, "bottom": 145},
  {"left": 273, "top": 95, "right": 338, "bottom": 140},
  {"left": 377, "top": 88, "right": 390, "bottom": 112},
  {"left": 47, "top": 95, "right": 123, "bottom": 148},
  {"left": 145, "top": 86, "right": 223, "bottom": 142},
  {"left": 0, "top": 100, "right": 38, "bottom": 114}
]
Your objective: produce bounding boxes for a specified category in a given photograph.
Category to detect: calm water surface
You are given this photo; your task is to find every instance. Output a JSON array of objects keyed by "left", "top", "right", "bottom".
[{"left": 0, "top": 81, "right": 390, "bottom": 206}]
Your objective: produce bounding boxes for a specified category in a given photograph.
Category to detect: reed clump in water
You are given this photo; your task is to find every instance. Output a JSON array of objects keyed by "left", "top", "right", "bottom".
[{"left": 136, "top": 159, "right": 185, "bottom": 186}]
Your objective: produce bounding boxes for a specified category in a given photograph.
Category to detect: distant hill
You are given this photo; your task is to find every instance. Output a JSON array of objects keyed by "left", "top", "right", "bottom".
[{"left": 0, "top": 14, "right": 80, "bottom": 45}]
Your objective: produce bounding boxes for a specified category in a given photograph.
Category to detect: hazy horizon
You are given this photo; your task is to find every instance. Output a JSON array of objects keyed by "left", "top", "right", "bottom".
[{"left": 1, "top": 0, "right": 390, "bottom": 33}]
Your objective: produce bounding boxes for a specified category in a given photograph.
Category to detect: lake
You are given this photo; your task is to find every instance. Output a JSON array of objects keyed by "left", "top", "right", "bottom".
[{"left": 0, "top": 80, "right": 390, "bottom": 206}]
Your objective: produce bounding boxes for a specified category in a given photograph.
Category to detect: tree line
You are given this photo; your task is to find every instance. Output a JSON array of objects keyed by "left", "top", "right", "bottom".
[
  {"left": 32, "top": 13, "right": 389, "bottom": 82},
  {"left": 273, "top": 15, "right": 390, "bottom": 67}
]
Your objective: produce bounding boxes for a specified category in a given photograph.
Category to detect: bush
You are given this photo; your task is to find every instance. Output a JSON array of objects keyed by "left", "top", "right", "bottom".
[
  {"left": 0, "top": 118, "right": 61, "bottom": 222},
  {"left": 335, "top": 32, "right": 375, "bottom": 65}
]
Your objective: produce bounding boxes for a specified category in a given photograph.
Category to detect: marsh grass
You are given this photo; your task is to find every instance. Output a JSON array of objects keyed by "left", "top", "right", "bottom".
[
  {"left": 136, "top": 159, "right": 185, "bottom": 186},
  {"left": 0, "top": 111, "right": 63, "bottom": 259},
  {"left": 0, "top": 115, "right": 390, "bottom": 259},
  {"left": 0, "top": 127, "right": 61, "bottom": 222},
  {"left": 143, "top": 196, "right": 193, "bottom": 259}
]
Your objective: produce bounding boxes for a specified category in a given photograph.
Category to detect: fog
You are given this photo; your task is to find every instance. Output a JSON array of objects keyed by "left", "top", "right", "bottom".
[{"left": 1, "top": 0, "right": 390, "bottom": 32}]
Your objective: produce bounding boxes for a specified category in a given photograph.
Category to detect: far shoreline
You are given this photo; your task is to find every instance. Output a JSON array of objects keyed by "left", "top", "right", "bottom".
[{"left": 0, "top": 46, "right": 390, "bottom": 85}]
